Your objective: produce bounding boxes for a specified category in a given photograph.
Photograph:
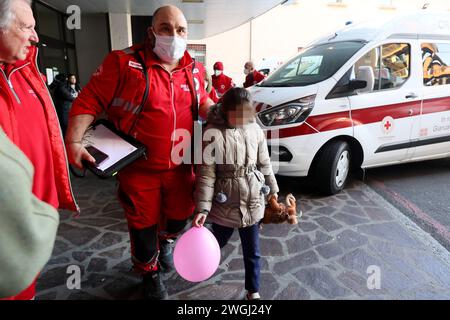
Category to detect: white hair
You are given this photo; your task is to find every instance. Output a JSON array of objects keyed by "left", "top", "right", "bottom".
[
  {"left": 0, "top": 0, "right": 32, "bottom": 30},
  {"left": 0, "top": 0, "right": 13, "bottom": 30}
]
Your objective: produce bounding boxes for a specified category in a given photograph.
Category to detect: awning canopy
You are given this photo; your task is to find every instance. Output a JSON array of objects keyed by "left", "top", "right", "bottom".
[{"left": 42, "top": 0, "right": 285, "bottom": 39}]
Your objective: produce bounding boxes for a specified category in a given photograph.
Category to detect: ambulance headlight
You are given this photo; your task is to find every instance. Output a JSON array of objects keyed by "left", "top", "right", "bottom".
[{"left": 258, "top": 95, "right": 315, "bottom": 127}]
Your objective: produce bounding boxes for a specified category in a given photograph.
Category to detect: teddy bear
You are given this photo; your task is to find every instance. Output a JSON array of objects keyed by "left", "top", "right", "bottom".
[{"left": 261, "top": 193, "right": 301, "bottom": 225}]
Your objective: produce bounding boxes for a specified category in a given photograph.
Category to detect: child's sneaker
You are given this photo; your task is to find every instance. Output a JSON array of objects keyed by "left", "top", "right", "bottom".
[{"left": 245, "top": 292, "right": 261, "bottom": 300}]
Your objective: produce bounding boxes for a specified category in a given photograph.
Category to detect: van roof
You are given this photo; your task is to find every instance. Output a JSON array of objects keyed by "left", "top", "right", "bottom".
[{"left": 313, "top": 11, "right": 450, "bottom": 46}]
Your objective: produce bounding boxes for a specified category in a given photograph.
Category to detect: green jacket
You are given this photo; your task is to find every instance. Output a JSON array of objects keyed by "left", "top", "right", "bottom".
[{"left": 0, "top": 128, "right": 59, "bottom": 298}]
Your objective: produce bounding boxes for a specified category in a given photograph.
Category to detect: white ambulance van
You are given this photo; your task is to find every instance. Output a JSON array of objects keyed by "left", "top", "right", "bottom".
[{"left": 250, "top": 11, "right": 450, "bottom": 195}]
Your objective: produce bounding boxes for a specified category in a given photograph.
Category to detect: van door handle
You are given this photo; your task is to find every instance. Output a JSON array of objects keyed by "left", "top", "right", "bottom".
[{"left": 405, "top": 93, "right": 418, "bottom": 99}]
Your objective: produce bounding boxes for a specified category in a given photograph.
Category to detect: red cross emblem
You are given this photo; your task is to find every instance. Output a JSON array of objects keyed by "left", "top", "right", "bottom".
[
  {"left": 384, "top": 121, "right": 392, "bottom": 130},
  {"left": 381, "top": 116, "right": 394, "bottom": 134}
]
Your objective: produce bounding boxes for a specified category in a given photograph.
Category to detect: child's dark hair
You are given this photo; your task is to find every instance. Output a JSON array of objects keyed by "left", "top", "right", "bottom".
[{"left": 221, "top": 87, "right": 254, "bottom": 115}]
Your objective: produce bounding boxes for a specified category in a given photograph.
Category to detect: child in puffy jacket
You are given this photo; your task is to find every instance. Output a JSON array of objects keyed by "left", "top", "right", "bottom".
[{"left": 193, "top": 87, "right": 279, "bottom": 300}]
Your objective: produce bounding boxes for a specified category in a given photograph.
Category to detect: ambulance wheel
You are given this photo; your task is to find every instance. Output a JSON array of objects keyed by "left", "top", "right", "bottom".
[{"left": 314, "top": 141, "right": 351, "bottom": 195}]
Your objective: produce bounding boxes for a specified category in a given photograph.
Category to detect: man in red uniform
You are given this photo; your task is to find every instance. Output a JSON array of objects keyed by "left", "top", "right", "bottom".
[
  {"left": 0, "top": 0, "right": 78, "bottom": 300},
  {"left": 211, "top": 61, "right": 234, "bottom": 97},
  {"left": 243, "top": 61, "right": 266, "bottom": 88},
  {"left": 66, "top": 5, "right": 214, "bottom": 300}
]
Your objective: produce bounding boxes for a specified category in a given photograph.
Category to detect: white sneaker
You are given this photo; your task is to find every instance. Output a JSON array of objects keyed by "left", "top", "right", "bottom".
[{"left": 246, "top": 292, "right": 261, "bottom": 300}]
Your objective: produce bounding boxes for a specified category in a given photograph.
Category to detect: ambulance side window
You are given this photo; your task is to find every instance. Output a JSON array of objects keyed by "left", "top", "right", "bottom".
[
  {"left": 350, "top": 43, "right": 410, "bottom": 93},
  {"left": 379, "top": 43, "right": 410, "bottom": 89},
  {"left": 422, "top": 42, "right": 450, "bottom": 87},
  {"left": 326, "top": 68, "right": 353, "bottom": 99},
  {"left": 326, "top": 47, "right": 382, "bottom": 99},
  {"left": 327, "top": 43, "right": 410, "bottom": 99},
  {"left": 352, "top": 47, "right": 380, "bottom": 92}
]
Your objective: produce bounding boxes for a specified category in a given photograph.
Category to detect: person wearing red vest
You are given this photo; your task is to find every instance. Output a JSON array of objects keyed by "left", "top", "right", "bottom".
[
  {"left": 211, "top": 61, "right": 234, "bottom": 97},
  {"left": 243, "top": 61, "right": 266, "bottom": 88},
  {"left": 0, "top": 0, "right": 78, "bottom": 300},
  {"left": 66, "top": 5, "right": 214, "bottom": 300}
]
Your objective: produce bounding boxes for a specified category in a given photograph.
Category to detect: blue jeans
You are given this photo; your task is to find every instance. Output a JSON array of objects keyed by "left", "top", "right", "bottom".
[{"left": 212, "top": 223, "right": 261, "bottom": 293}]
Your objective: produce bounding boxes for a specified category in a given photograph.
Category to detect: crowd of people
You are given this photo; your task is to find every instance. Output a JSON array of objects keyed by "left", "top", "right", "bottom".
[
  {"left": 0, "top": 0, "right": 273, "bottom": 301},
  {"left": 209, "top": 60, "right": 267, "bottom": 100}
]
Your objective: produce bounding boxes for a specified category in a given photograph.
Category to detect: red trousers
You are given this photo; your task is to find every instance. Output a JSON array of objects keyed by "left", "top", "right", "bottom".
[
  {"left": 117, "top": 165, "right": 195, "bottom": 273},
  {"left": 117, "top": 164, "right": 195, "bottom": 229}
]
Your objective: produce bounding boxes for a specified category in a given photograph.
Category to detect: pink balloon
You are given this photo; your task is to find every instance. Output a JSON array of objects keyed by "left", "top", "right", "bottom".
[{"left": 173, "top": 226, "right": 221, "bottom": 282}]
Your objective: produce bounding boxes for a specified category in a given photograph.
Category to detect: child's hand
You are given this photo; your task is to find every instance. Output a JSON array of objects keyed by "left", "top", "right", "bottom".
[
  {"left": 268, "top": 193, "right": 278, "bottom": 201},
  {"left": 193, "top": 213, "right": 207, "bottom": 228}
]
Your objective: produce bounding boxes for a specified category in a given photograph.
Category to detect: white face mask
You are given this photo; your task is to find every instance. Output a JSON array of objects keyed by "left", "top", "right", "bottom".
[
  {"left": 214, "top": 70, "right": 222, "bottom": 76},
  {"left": 153, "top": 32, "right": 187, "bottom": 64}
]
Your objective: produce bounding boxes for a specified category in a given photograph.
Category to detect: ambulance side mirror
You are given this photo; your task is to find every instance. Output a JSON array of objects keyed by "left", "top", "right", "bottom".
[
  {"left": 349, "top": 80, "right": 368, "bottom": 90},
  {"left": 353, "top": 66, "right": 375, "bottom": 93}
]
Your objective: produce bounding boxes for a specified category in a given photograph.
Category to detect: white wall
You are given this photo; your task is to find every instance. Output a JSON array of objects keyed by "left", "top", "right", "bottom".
[
  {"left": 190, "top": 22, "right": 251, "bottom": 86},
  {"left": 109, "top": 13, "right": 133, "bottom": 51}
]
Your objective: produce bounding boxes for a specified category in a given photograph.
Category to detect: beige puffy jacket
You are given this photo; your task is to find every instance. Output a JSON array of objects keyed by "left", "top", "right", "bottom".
[
  {"left": 194, "top": 105, "right": 279, "bottom": 229},
  {"left": 0, "top": 128, "right": 59, "bottom": 298}
]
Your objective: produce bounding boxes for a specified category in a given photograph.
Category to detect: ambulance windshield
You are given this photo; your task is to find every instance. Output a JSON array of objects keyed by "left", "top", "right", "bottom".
[{"left": 259, "top": 41, "right": 365, "bottom": 87}]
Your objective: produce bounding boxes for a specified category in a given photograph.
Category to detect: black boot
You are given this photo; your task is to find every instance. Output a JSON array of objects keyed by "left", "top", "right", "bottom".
[
  {"left": 159, "top": 239, "right": 175, "bottom": 273},
  {"left": 143, "top": 271, "right": 168, "bottom": 300}
]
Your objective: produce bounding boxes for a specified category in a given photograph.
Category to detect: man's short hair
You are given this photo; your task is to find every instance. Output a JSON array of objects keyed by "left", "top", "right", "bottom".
[
  {"left": 0, "top": 0, "right": 32, "bottom": 30},
  {"left": 151, "top": 5, "right": 186, "bottom": 27}
]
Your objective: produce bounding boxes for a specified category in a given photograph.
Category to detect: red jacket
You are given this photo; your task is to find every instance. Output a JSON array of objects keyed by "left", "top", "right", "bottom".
[
  {"left": 194, "top": 62, "right": 219, "bottom": 103},
  {"left": 211, "top": 73, "right": 234, "bottom": 97},
  {"left": 70, "top": 43, "right": 208, "bottom": 172},
  {"left": 0, "top": 46, "right": 78, "bottom": 212},
  {"left": 243, "top": 70, "right": 266, "bottom": 88},
  {"left": 209, "top": 87, "right": 219, "bottom": 103}
]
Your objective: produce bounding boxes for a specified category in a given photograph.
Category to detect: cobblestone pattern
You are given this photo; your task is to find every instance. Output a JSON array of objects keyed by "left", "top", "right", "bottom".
[{"left": 36, "top": 173, "right": 450, "bottom": 300}]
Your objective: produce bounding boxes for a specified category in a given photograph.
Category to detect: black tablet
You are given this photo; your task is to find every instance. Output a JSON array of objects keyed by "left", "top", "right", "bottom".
[{"left": 81, "top": 119, "right": 147, "bottom": 179}]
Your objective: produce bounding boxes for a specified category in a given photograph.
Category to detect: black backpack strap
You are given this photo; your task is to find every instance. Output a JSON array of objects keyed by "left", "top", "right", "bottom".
[
  {"left": 127, "top": 50, "right": 150, "bottom": 135},
  {"left": 189, "top": 60, "right": 199, "bottom": 122}
]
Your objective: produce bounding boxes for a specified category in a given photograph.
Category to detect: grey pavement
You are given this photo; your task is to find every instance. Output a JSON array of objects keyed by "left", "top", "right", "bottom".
[
  {"left": 35, "top": 172, "right": 450, "bottom": 300},
  {"left": 365, "top": 158, "right": 450, "bottom": 251}
]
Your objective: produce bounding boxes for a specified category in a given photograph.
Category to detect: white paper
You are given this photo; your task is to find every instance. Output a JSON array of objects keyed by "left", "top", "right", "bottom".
[
  {"left": 82, "top": 124, "right": 138, "bottom": 172},
  {"left": 46, "top": 68, "right": 53, "bottom": 86}
]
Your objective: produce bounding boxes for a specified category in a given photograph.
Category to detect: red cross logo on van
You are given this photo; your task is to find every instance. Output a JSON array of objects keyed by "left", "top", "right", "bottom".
[
  {"left": 381, "top": 116, "right": 395, "bottom": 134},
  {"left": 384, "top": 121, "right": 392, "bottom": 130}
]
